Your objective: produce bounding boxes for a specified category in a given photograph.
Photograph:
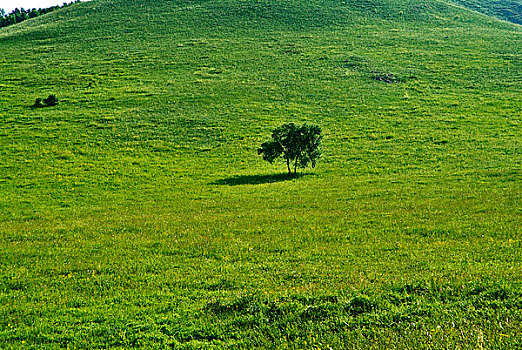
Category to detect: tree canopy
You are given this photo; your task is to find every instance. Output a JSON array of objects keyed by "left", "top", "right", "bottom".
[
  {"left": 0, "top": 2, "right": 81, "bottom": 29},
  {"left": 258, "top": 123, "right": 322, "bottom": 175}
]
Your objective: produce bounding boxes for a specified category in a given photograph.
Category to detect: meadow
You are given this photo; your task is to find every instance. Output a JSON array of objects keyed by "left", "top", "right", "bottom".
[{"left": 0, "top": 0, "right": 520, "bottom": 348}]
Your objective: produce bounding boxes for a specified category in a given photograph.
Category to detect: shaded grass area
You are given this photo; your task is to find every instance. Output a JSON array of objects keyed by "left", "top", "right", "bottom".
[
  {"left": 212, "top": 173, "right": 308, "bottom": 186},
  {"left": 451, "top": 0, "right": 522, "bottom": 24}
]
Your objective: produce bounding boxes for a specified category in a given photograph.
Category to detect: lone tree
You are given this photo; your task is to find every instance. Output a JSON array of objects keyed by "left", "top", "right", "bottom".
[{"left": 258, "top": 123, "right": 322, "bottom": 175}]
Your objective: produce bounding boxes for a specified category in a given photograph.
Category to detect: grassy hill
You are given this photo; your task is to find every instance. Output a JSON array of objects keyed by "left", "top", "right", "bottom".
[
  {"left": 450, "top": 0, "right": 522, "bottom": 25},
  {"left": 0, "top": 0, "right": 520, "bottom": 348}
]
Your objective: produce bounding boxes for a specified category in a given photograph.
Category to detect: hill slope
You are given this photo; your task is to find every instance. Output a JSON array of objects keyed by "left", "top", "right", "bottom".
[
  {"left": 0, "top": 0, "right": 521, "bottom": 348},
  {"left": 451, "top": 0, "right": 522, "bottom": 24}
]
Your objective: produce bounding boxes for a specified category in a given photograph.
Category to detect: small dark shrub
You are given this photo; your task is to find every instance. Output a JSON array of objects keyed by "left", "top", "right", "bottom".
[
  {"left": 32, "top": 98, "right": 44, "bottom": 108},
  {"left": 43, "top": 94, "right": 59, "bottom": 106}
]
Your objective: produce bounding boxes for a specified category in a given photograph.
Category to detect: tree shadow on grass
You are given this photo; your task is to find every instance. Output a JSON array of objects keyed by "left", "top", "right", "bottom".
[{"left": 212, "top": 173, "right": 309, "bottom": 186}]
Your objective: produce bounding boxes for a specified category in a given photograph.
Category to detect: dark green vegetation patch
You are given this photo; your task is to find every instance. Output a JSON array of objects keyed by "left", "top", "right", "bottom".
[
  {"left": 0, "top": 1, "right": 80, "bottom": 29},
  {"left": 450, "top": 0, "right": 522, "bottom": 25}
]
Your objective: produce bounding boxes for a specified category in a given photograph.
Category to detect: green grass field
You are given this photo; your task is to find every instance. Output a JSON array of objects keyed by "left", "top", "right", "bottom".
[{"left": 0, "top": 0, "right": 521, "bottom": 348}]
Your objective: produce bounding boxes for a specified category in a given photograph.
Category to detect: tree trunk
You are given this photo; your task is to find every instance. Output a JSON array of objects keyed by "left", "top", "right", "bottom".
[
  {"left": 286, "top": 156, "right": 291, "bottom": 174},
  {"left": 294, "top": 157, "right": 298, "bottom": 174}
]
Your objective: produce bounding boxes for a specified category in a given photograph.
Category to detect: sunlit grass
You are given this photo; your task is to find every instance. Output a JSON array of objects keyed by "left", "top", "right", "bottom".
[{"left": 0, "top": 0, "right": 520, "bottom": 348}]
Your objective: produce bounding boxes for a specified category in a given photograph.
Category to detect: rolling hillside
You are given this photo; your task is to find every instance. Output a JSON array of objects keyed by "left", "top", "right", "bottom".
[
  {"left": 450, "top": 0, "right": 522, "bottom": 25},
  {"left": 0, "top": 0, "right": 521, "bottom": 348}
]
